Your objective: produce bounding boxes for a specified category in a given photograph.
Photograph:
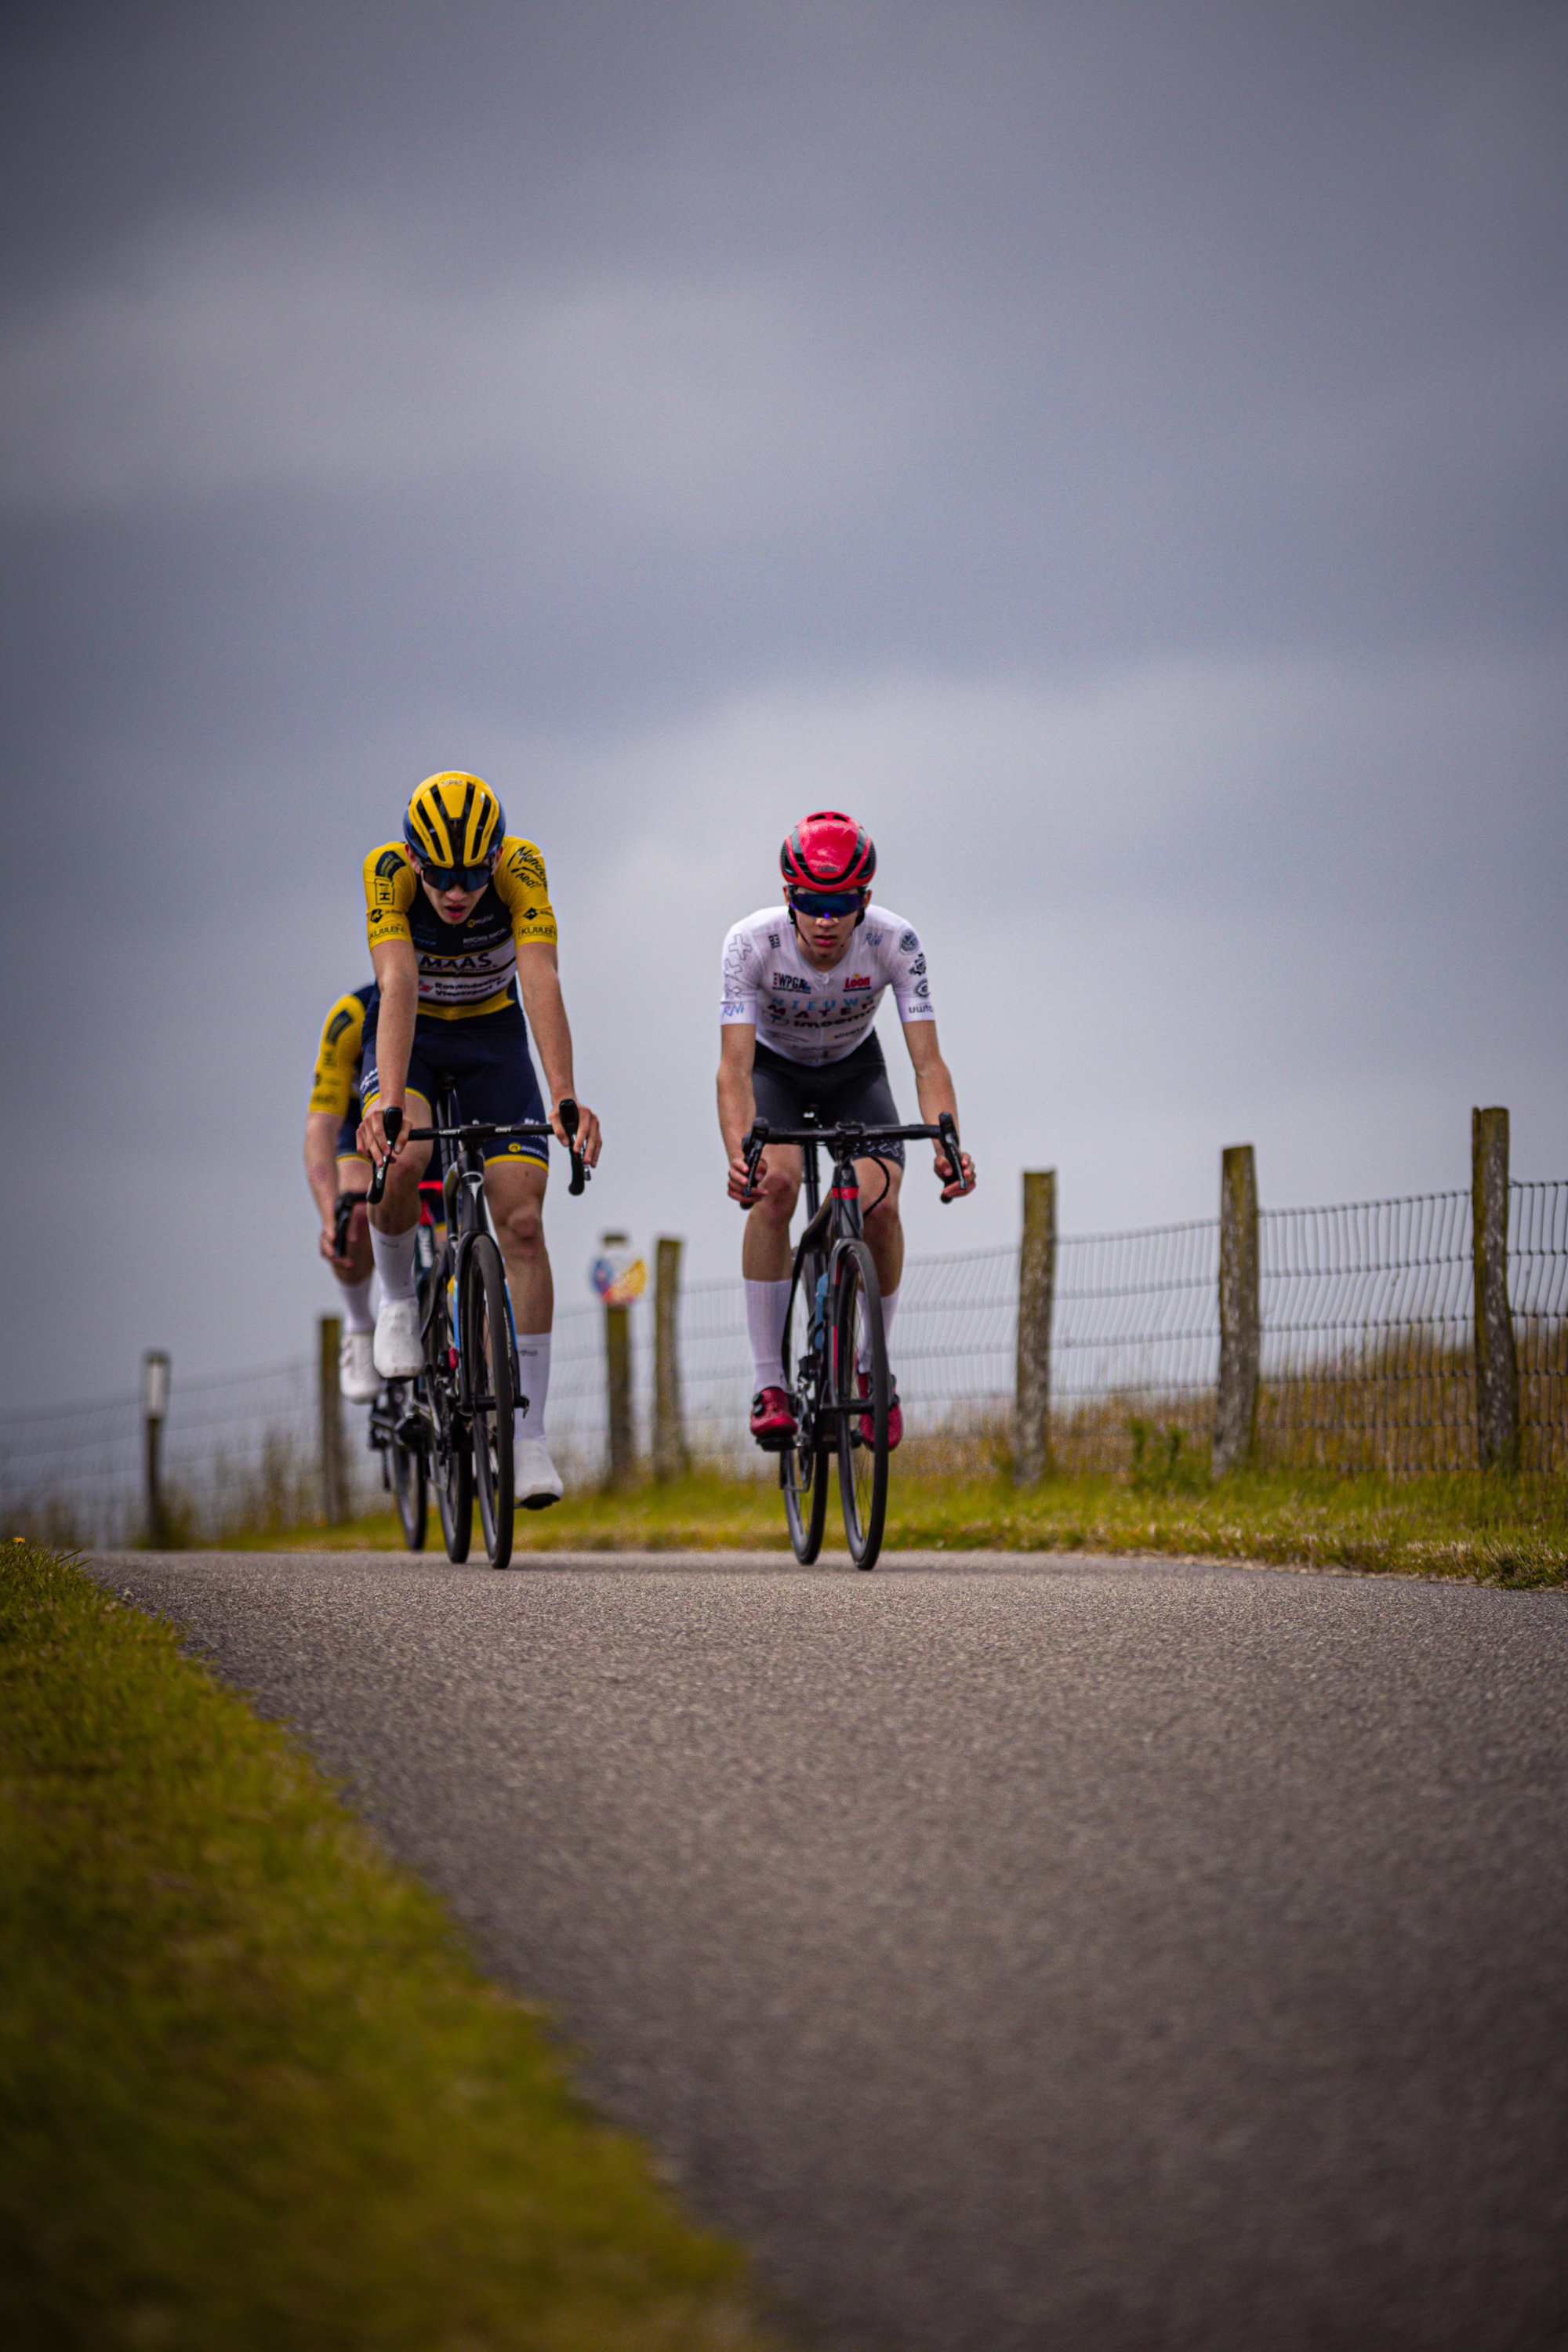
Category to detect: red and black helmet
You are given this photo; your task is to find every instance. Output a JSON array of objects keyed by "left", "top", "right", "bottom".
[{"left": 779, "top": 810, "right": 877, "bottom": 891}]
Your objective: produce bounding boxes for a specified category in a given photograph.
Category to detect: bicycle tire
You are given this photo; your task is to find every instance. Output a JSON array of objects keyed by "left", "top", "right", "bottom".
[
  {"left": 387, "top": 1383, "right": 427, "bottom": 1552},
  {"left": 781, "top": 1250, "right": 829, "bottom": 1564},
  {"left": 833, "top": 1238, "right": 888, "bottom": 1569},
  {"left": 464, "top": 1234, "right": 514, "bottom": 1570},
  {"left": 426, "top": 1270, "right": 473, "bottom": 1563}
]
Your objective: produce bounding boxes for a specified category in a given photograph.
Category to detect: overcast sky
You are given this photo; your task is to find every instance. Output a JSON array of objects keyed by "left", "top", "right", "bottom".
[{"left": 2, "top": 0, "right": 1564, "bottom": 1412}]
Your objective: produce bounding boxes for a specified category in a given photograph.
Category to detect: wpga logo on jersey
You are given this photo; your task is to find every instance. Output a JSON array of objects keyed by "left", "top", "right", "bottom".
[{"left": 590, "top": 1248, "right": 647, "bottom": 1307}]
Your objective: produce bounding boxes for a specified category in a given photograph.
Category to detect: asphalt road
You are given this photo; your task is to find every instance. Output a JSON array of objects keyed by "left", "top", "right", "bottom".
[{"left": 93, "top": 1547, "right": 1568, "bottom": 2351}]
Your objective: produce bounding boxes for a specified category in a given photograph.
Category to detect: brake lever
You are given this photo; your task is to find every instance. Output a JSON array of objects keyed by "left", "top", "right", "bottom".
[
  {"left": 558, "top": 1096, "right": 588, "bottom": 1196},
  {"left": 739, "top": 1118, "right": 768, "bottom": 1206},
  {"left": 937, "top": 1111, "right": 964, "bottom": 1203},
  {"left": 366, "top": 1104, "right": 403, "bottom": 1207}
]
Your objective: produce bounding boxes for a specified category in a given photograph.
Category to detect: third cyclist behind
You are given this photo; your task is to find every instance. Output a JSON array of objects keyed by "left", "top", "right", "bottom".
[{"left": 717, "top": 810, "right": 975, "bottom": 1451}]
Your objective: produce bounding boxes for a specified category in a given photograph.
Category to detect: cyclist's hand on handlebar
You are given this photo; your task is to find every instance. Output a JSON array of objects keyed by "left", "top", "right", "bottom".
[
  {"left": 357, "top": 1098, "right": 405, "bottom": 1172},
  {"left": 551, "top": 1096, "right": 601, "bottom": 1166},
  {"left": 935, "top": 1145, "right": 976, "bottom": 1202},
  {"left": 318, "top": 1221, "right": 357, "bottom": 1274},
  {"left": 729, "top": 1134, "right": 768, "bottom": 1206}
]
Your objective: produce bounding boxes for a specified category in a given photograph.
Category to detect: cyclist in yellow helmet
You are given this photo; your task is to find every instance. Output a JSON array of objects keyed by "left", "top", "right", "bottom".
[{"left": 358, "top": 771, "right": 603, "bottom": 1508}]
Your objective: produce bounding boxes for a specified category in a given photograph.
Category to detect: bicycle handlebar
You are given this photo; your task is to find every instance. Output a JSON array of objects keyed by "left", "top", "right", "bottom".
[
  {"left": 366, "top": 1098, "right": 588, "bottom": 1205},
  {"left": 739, "top": 1111, "right": 971, "bottom": 1204}
]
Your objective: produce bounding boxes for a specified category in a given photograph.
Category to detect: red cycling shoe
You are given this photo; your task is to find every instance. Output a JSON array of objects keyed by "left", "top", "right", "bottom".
[
  {"left": 750, "top": 1386, "right": 798, "bottom": 1448},
  {"left": 857, "top": 1370, "right": 902, "bottom": 1450}
]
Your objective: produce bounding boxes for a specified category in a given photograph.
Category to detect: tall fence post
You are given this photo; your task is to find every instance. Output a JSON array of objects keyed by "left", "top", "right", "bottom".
[
  {"left": 142, "top": 1349, "right": 170, "bottom": 1546},
  {"left": 652, "top": 1236, "right": 688, "bottom": 1483},
  {"left": 1213, "top": 1144, "right": 1260, "bottom": 1475},
  {"left": 1014, "top": 1170, "right": 1055, "bottom": 1484},
  {"left": 1472, "top": 1106, "right": 1520, "bottom": 1472},
  {"left": 318, "top": 1315, "right": 347, "bottom": 1524},
  {"left": 601, "top": 1231, "right": 636, "bottom": 1491}
]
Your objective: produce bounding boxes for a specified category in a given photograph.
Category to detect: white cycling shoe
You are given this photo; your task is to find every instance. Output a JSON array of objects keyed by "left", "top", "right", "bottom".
[
  {"left": 514, "top": 1435, "right": 564, "bottom": 1510},
  {"left": 372, "top": 1296, "right": 423, "bottom": 1379},
  {"left": 339, "top": 1327, "right": 379, "bottom": 1403}
]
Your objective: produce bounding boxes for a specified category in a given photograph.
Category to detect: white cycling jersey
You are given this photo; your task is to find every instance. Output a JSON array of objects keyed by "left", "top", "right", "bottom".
[{"left": 720, "top": 903, "right": 935, "bottom": 1066}]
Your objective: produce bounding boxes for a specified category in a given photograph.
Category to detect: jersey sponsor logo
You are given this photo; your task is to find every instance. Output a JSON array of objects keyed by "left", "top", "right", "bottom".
[
  {"left": 898, "top": 929, "right": 918, "bottom": 953},
  {"left": 913, "top": 979, "right": 931, "bottom": 998},
  {"left": 909, "top": 954, "right": 927, "bottom": 977},
  {"left": 368, "top": 906, "right": 394, "bottom": 927},
  {"left": 773, "top": 971, "right": 810, "bottom": 992},
  {"left": 376, "top": 849, "right": 405, "bottom": 879},
  {"left": 721, "top": 999, "right": 747, "bottom": 1018},
  {"left": 508, "top": 844, "right": 547, "bottom": 888},
  {"left": 326, "top": 1009, "right": 353, "bottom": 1044},
  {"left": 768, "top": 931, "right": 780, "bottom": 947},
  {"left": 844, "top": 974, "right": 871, "bottom": 990}
]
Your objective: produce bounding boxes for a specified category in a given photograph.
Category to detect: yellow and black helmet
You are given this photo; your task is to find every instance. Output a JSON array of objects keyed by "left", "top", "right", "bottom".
[{"left": 403, "top": 771, "right": 506, "bottom": 883}]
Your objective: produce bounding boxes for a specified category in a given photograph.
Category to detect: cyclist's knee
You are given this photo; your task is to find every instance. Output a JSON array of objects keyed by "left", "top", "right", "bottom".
[
  {"left": 495, "top": 1194, "right": 546, "bottom": 1258},
  {"left": 753, "top": 1167, "right": 799, "bottom": 1226}
]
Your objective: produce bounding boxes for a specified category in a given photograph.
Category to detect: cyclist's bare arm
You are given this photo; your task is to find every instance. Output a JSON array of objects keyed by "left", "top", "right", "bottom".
[
  {"left": 515, "top": 939, "right": 601, "bottom": 1164},
  {"left": 718, "top": 1022, "right": 766, "bottom": 1200},
  {"left": 360, "top": 936, "right": 419, "bottom": 1163},
  {"left": 902, "top": 1019, "right": 976, "bottom": 1198}
]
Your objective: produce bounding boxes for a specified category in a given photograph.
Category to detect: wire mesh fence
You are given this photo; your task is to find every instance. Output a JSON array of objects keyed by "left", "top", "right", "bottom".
[{"left": 3, "top": 1179, "right": 1564, "bottom": 1544}]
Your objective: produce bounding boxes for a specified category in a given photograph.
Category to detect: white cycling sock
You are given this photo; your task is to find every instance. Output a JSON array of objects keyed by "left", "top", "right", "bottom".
[
  {"left": 514, "top": 1334, "right": 551, "bottom": 1445},
  {"left": 369, "top": 1221, "right": 419, "bottom": 1305},
  {"left": 334, "top": 1272, "right": 375, "bottom": 1333},
  {"left": 858, "top": 1283, "right": 899, "bottom": 1373},
  {"left": 745, "top": 1277, "right": 793, "bottom": 1393}
]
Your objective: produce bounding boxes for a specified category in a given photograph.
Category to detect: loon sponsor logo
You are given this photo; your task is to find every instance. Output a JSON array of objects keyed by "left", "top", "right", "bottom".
[
  {"left": 898, "top": 928, "right": 918, "bottom": 953},
  {"left": 376, "top": 849, "right": 405, "bottom": 879},
  {"left": 844, "top": 974, "right": 871, "bottom": 989},
  {"left": 773, "top": 971, "right": 811, "bottom": 992}
]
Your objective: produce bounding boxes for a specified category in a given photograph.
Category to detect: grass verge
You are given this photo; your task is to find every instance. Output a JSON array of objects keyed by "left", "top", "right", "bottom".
[
  {"left": 0, "top": 1541, "right": 782, "bottom": 2350},
  {"left": 240, "top": 1461, "right": 1568, "bottom": 1585}
]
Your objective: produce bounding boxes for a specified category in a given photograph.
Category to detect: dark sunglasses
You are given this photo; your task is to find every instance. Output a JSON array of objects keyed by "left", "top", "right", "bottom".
[
  {"left": 418, "top": 858, "right": 495, "bottom": 893},
  {"left": 789, "top": 888, "right": 865, "bottom": 920}
]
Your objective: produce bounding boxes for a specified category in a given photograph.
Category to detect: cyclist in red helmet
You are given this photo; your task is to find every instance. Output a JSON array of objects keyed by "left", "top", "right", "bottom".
[{"left": 718, "top": 810, "right": 975, "bottom": 1450}]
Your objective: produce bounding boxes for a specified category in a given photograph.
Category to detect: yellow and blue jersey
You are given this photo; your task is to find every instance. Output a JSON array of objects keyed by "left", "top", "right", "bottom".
[{"left": 362, "top": 835, "right": 557, "bottom": 1021}]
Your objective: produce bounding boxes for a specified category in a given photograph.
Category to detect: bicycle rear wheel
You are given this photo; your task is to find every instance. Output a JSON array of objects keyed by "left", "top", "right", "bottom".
[
  {"left": 833, "top": 1239, "right": 888, "bottom": 1569},
  {"left": 426, "top": 1270, "right": 473, "bottom": 1563},
  {"left": 464, "top": 1235, "right": 514, "bottom": 1570},
  {"left": 387, "top": 1383, "right": 427, "bottom": 1552},
  {"left": 781, "top": 1252, "right": 829, "bottom": 1564}
]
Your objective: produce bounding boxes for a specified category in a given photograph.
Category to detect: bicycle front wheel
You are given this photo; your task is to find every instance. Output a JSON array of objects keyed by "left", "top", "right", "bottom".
[
  {"left": 833, "top": 1239, "right": 888, "bottom": 1569},
  {"left": 781, "top": 1253, "right": 828, "bottom": 1564},
  {"left": 464, "top": 1235, "right": 514, "bottom": 1570},
  {"left": 426, "top": 1273, "right": 473, "bottom": 1563}
]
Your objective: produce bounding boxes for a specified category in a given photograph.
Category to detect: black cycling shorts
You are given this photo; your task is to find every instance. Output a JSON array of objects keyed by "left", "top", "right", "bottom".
[
  {"left": 749, "top": 1031, "right": 906, "bottom": 1168},
  {"left": 360, "top": 999, "right": 550, "bottom": 1170}
]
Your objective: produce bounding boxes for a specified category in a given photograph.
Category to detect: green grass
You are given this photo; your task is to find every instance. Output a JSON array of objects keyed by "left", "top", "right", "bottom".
[
  {"left": 247, "top": 1459, "right": 1568, "bottom": 1586},
  {"left": 0, "top": 1541, "right": 782, "bottom": 2351}
]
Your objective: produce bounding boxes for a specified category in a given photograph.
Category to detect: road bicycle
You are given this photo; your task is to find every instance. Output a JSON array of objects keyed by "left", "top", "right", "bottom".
[
  {"left": 367, "top": 1088, "right": 586, "bottom": 1569},
  {"left": 739, "top": 1107, "right": 963, "bottom": 1571}
]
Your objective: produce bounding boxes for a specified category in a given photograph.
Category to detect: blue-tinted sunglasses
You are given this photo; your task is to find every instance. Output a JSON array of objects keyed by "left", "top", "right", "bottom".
[
  {"left": 789, "top": 888, "right": 865, "bottom": 920},
  {"left": 416, "top": 857, "right": 495, "bottom": 892}
]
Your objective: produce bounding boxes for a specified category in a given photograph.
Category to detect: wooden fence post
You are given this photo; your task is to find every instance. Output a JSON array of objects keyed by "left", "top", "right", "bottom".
[
  {"left": 601, "top": 1231, "right": 636, "bottom": 1491},
  {"left": 1213, "top": 1145, "right": 1259, "bottom": 1475},
  {"left": 652, "top": 1236, "right": 688, "bottom": 1483},
  {"left": 318, "top": 1315, "right": 347, "bottom": 1524},
  {"left": 1014, "top": 1170, "right": 1055, "bottom": 1484},
  {"left": 142, "top": 1349, "right": 170, "bottom": 1546},
  {"left": 1472, "top": 1106, "right": 1520, "bottom": 1472}
]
